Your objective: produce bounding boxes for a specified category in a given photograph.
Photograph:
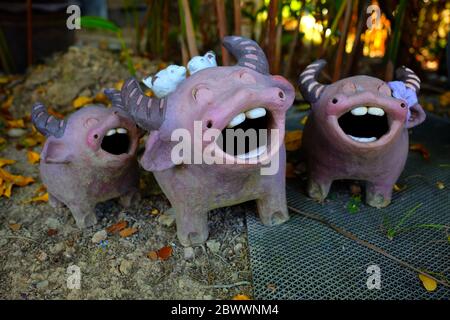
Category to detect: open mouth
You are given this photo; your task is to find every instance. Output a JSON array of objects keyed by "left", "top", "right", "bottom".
[
  {"left": 217, "top": 107, "right": 271, "bottom": 159},
  {"left": 100, "top": 127, "right": 131, "bottom": 155},
  {"left": 338, "top": 106, "right": 389, "bottom": 143}
]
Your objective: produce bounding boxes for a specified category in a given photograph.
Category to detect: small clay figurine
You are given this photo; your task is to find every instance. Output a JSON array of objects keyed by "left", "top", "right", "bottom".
[
  {"left": 31, "top": 90, "right": 141, "bottom": 228},
  {"left": 298, "top": 60, "right": 426, "bottom": 208},
  {"left": 122, "top": 36, "right": 295, "bottom": 246},
  {"left": 142, "top": 64, "right": 187, "bottom": 98},
  {"left": 187, "top": 51, "right": 217, "bottom": 75}
]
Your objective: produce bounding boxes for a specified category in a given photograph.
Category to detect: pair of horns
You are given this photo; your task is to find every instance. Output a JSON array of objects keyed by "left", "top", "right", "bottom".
[
  {"left": 298, "top": 60, "right": 421, "bottom": 103},
  {"left": 120, "top": 36, "right": 270, "bottom": 131},
  {"left": 31, "top": 88, "right": 127, "bottom": 138}
]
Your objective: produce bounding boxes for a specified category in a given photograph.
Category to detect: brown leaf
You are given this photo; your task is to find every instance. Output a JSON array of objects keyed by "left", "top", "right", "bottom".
[
  {"left": 0, "top": 158, "right": 16, "bottom": 168},
  {"left": 27, "top": 150, "right": 40, "bottom": 164},
  {"left": 157, "top": 246, "right": 173, "bottom": 260},
  {"left": 0, "top": 168, "right": 35, "bottom": 187},
  {"left": 7, "top": 119, "right": 25, "bottom": 128},
  {"left": 284, "top": 130, "right": 303, "bottom": 151},
  {"left": 119, "top": 227, "right": 138, "bottom": 238},
  {"left": 28, "top": 193, "right": 49, "bottom": 203},
  {"left": 47, "top": 228, "right": 58, "bottom": 237},
  {"left": 232, "top": 294, "right": 251, "bottom": 300},
  {"left": 9, "top": 223, "right": 21, "bottom": 231},
  {"left": 106, "top": 220, "right": 128, "bottom": 234},
  {"left": 72, "top": 96, "right": 93, "bottom": 109},
  {"left": 409, "top": 143, "right": 430, "bottom": 160}
]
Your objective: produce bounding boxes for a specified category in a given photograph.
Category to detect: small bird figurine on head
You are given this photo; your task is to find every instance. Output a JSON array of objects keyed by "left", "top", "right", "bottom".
[
  {"left": 187, "top": 51, "right": 217, "bottom": 75},
  {"left": 142, "top": 65, "right": 187, "bottom": 98}
]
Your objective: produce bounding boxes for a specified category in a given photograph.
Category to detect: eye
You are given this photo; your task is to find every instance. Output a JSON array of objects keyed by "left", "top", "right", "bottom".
[
  {"left": 84, "top": 117, "right": 99, "bottom": 128},
  {"left": 192, "top": 86, "right": 212, "bottom": 101}
]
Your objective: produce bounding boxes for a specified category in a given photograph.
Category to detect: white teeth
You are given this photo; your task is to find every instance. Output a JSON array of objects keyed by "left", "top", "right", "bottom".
[
  {"left": 117, "top": 128, "right": 128, "bottom": 134},
  {"left": 245, "top": 107, "right": 266, "bottom": 119},
  {"left": 351, "top": 106, "right": 368, "bottom": 116},
  {"left": 106, "top": 129, "right": 116, "bottom": 136},
  {"left": 368, "top": 107, "right": 385, "bottom": 116},
  {"left": 227, "top": 113, "right": 246, "bottom": 128},
  {"left": 348, "top": 135, "right": 377, "bottom": 143},
  {"left": 237, "top": 145, "right": 267, "bottom": 159}
]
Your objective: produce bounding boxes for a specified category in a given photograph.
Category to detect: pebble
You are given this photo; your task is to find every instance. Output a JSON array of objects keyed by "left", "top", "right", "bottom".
[
  {"left": 7, "top": 128, "right": 27, "bottom": 138},
  {"left": 119, "top": 260, "right": 133, "bottom": 275},
  {"left": 184, "top": 247, "right": 195, "bottom": 260},
  {"left": 158, "top": 214, "right": 175, "bottom": 227},
  {"left": 36, "top": 280, "right": 49, "bottom": 289},
  {"left": 45, "top": 218, "right": 61, "bottom": 230},
  {"left": 91, "top": 230, "right": 107, "bottom": 244},
  {"left": 206, "top": 240, "right": 220, "bottom": 254},
  {"left": 36, "top": 251, "right": 48, "bottom": 262},
  {"left": 234, "top": 243, "right": 243, "bottom": 254}
]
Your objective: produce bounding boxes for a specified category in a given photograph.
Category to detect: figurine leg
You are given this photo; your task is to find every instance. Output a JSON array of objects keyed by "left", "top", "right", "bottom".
[
  {"left": 307, "top": 175, "right": 332, "bottom": 202},
  {"left": 119, "top": 188, "right": 140, "bottom": 208},
  {"left": 67, "top": 203, "right": 97, "bottom": 228},
  {"left": 175, "top": 205, "right": 209, "bottom": 247},
  {"left": 49, "top": 193, "right": 64, "bottom": 208},
  {"left": 256, "top": 190, "right": 289, "bottom": 226},
  {"left": 365, "top": 180, "right": 393, "bottom": 208}
]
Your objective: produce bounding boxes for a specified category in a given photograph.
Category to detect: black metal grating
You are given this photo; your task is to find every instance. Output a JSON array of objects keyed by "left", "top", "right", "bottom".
[{"left": 247, "top": 113, "right": 450, "bottom": 299}]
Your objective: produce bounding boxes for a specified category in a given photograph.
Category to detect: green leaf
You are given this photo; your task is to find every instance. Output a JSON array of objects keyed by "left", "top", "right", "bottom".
[{"left": 80, "top": 16, "right": 120, "bottom": 33}]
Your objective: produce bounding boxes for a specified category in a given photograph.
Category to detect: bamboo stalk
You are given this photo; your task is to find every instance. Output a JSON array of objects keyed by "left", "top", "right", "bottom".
[
  {"left": 333, "top": 0, "right": 352, "bottom": 81},
  {"left": 162, "top": 0, "right": 169, "bottom": 60},
  {"left": 267, "top": 0, "right": 278, "bottom": 73},
  {"left": 180, "top": 0, "right": 199, "bottom": 58},
  {"left": 215, "top": 0, "right": 230, "bottom": 65},
  {"left": 179, "top": 35, "right": 189, "bottom": 66},
  {"left": 385, "top": 0, "right": 407, "bottom": 81},
  {"left": 283, "top": 12, "right": 303, "bottom": 78},
  {"left": 321, "top": 0, "right": 347, "bottom": 57},
  {"left": 233, "top": 0, "right": 242, "bottom": 36},
  {"left": 26, "top": 0, "right": 33, "bottom": 67}
]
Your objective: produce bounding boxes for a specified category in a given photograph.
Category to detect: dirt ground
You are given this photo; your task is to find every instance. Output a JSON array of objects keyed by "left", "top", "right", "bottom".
[{"left": 0, "top": 46, "right": 253, "bottom": 300}]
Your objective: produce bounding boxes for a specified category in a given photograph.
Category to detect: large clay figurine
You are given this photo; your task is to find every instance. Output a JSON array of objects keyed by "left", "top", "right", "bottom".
[
  {"left": 298, "top": 60, "right": 426, "bottom": 208},
  {"left": 121, "top": 36, "right": 295, "bottom": 246},
  {"left": 31, "top": 90, "right": 141, "bottom": 228}
]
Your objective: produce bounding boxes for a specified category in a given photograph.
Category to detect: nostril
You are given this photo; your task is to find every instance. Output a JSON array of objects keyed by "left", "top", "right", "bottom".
[
  {"left": 278, "top": 91, "right": 285, "bottom": 99},
  {"left": 206, "top": 120, "right": 213, "bottom": 128},
  {"left": 94, "top": 134, "right": 99, "bottom": 139},
  {"left": 332, "top": 98, "right": 338, "bottom": 104},
  {"left": 401, "top": 103, "right": 406, "bottom": 108}
]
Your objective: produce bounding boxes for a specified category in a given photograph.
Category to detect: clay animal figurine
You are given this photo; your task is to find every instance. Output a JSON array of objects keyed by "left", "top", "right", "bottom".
[
  {"left": 31, "top": 90, "right": 141, "bottom": 228},
  {"left": 298, "top": 60, "right": 426, "bottom": 208},
  {"left": 187, "top": 51, "right": 217, "bottom": 75},
  {"left": 121, "top": 36, "right": 295, "bottom": 246},
  {"left": 142, "top": 64, "right": 187, "bottom": 98}
]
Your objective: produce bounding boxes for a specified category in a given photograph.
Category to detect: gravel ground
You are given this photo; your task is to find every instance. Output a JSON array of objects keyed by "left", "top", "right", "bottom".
[{"left": 0, "top": 46, "right": 253, "bottom": 300}]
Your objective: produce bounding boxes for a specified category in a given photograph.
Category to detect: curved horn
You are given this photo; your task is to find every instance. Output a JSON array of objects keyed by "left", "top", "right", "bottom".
[
  {"left": 222, "top": 36, "right": 269, "bottom": 75},
  {"left": 31, "top": 102, "right": 66, "bottom": 138},
  {"left": 104, "top": 88, "right": 126, "bottom": 111},
  {"left": 298, "top": 60, "right": 328, "bottom": 103},
  {"left": 395, "top": 66, "right": 421, "bottom": 92},
  {"left": 121, "top": 78, "right": 166, "bottom": 131}
]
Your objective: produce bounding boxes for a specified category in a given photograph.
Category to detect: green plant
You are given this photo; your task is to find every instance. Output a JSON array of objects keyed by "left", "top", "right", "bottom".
[
  {"left": 80, "top": 16, "right": 136, "bottom": 76},
  {"left": 346, "top": 194, "right": 362, "bottom": 214}
]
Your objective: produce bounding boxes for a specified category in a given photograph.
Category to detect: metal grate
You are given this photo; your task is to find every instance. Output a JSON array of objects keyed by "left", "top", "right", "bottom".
[{"left": 246, "top": 113, "right": 450, "bottom": 299}]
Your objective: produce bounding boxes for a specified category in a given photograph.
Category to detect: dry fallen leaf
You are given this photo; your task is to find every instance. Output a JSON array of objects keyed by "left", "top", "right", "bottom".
[
  {"left": 119, "top": 227, "right": 138, "bottom": 238},
  {"left": 47, "top": 228, "right": 58, "bottom": 237},
  {"left": 436, "top": 181, "right": 445, "bottom": 190},
  {"left": 144, "top": 89, "right": 154, "bottom": 97},
  {"left": 9, "top": 223, "right": 21, "bottom": 231},
  {"left": 7, "top": 119, "right": 25, "bottom": 128},
  {"left": 232, "top": 294, "right": 251, "bottom": 300},
  {"left": 3, "top": 181, "right": 12, "bottom": 197},
  {"left": 0, "top": 168, "right": 35, "bottom": 186},
  {"left": 72, "top": 96, "right": 93, "bottom": 109},
  {"left": 34, "top": 184, "right": 47, "bottom": 195},
  {"left": 0, "top": 158, "right": 16, "bottom": 168},
  {"left": 156, "top": 246, "right": 173, "bottom": 260},
  {"left": 93, "top": 91, "right": 110, "bottom": 105},
  {"left": 147, "top": 251, "right": 158, "bottom": 261},
  {"left": 393, "top": 183, "right": 407, "bottom": 192},
  {"left": 1, "top": 95, "right": 13, "bottom": 110},
  {"left": 284, "top": 130, "right": 303, "bottom": 151},
  {"left": 29, "top": 193, "right": 49, "bottom": 203},
  {"left": 419, "top": 274, "right": 437, "bottom": 292},
  {"left": 114, "top": 80, "right": 124, "bottom": 91},
  {"left": 27, "top": 150, "right": 40, "bottom": 164},
  {"left": 106, "top": 220, "right": 128, "bottom": 234},
  {"left": 409, "top": 143, "right": 430, "bottom": 161}
]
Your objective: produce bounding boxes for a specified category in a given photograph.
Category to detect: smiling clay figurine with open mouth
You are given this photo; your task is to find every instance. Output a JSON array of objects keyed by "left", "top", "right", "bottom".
[
  {"left": 31, "top": 90, "right": 141, "bottom": 228},
  {"left": 298, "top": 60, "right": 426, "bottom": 208}
]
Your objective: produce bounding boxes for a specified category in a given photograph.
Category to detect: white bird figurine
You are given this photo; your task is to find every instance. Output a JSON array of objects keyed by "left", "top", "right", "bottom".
[
  {"left": 187, "top": 51, "right": 217, "bottom": 75},
  {"left": 142, "top": 65, "right": 187, "bottom": 98}
]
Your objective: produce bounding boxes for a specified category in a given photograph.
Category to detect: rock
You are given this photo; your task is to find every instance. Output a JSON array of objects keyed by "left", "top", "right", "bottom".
[
  {"left": 234, "top": 243, "right": 243, "bottom": 254},
  {"left": 91, "top": 230, "right": 107, "bottom": 244},
  {"left": 184, "top": 247, "right": 195, "bottom": 260},
  {"left": 50, "top": 242, "right": 65, "bottom": 255},
  {"left": 7, "top": 128, "right": 27, "bottom": 138},
  {"left": 158, "top": 213, "right": 175, "bottom": 227},
  {"left": 36, "top": 280, "right": 49, "bottom": 289},
  {"left": 119, "top": 260, "right": 133, "bottom": 275},
  {"left": 45, "top": 218, "right": 61, "bottom": 230},
  {"left": 36, "top": 251, "right": 48, "bottom": 262},
  {"left": 0, "top": 238, "right": 8, "bottom": 247},
  {"left": 206, "top": 240, "right": 220, "bottom": 254}
]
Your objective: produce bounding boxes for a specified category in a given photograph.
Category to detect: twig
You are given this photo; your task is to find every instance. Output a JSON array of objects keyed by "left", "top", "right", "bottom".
[
  {"left": 233, "top": 0, "right": 242, "bottom": 36},
  {"left": 333, "top": 0, "right": 352, "bottom": 81},
  {"left": 180, "top": 0, "right": 199, "bottom": 58},
  {"left": 215, "top": 0, "right": 230, "bottom": 65},
  {"left": 201, "top": 281, "right": 250, "bottom": 289},
  {"left": 287, "top": 206, "right": 450, "bottom": 288},
  {"left": 5, "top": 236, "right": 39, "bottom": 243}
]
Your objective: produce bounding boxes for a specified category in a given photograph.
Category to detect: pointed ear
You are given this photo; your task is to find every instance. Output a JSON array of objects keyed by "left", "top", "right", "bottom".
[
  {"left": 140, "top": 131, "right": 177, "bottom": 171},
  {"left": 41, "top": 139, "right": 72, "bottom": 164},
  {"left": 406, "top": 103, "right": 426, "bottom": 129}
]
